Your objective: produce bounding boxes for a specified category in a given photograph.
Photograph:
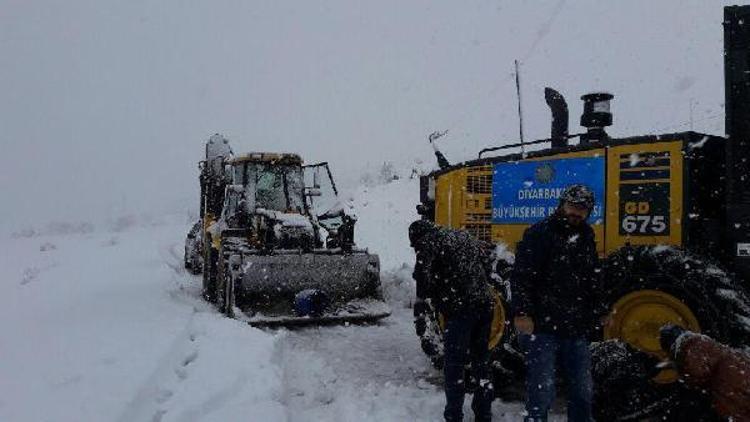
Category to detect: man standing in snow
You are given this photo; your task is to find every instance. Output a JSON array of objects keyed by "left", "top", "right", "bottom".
[
  {"left": 409, "top": 219, "right": 495, "bottom": 422},
  {"left": 511, "top": 184, "right": 601, "bottom": 422}
]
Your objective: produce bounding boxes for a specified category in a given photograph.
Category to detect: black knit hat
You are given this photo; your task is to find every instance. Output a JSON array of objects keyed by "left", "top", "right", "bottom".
[
  {"left": 560, "top": 184, "right": 595, "bottom": 211},
  {"left": 408, "top": 219, "right": 434, "bottom": 244}
]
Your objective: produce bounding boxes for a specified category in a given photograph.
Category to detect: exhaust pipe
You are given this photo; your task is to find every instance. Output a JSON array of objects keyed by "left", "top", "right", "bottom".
[{"left": 544, "top": 88, "right": 569, "bottom": 148}]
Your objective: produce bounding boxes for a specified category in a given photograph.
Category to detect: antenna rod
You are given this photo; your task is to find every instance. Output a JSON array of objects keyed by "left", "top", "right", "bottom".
[
  {"left": 689, "top": 98, "right": 695, "bottom": 131},
  {"left": 515, "top": 60, "right": 525, "bottom": 154}
]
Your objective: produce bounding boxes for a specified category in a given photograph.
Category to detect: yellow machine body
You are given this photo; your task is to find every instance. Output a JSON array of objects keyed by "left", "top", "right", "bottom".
[
  {"left": 433, "top": 140, "right": 685, "bottom": 255},
  {"left": 429, "top": 139, "right": 693, "bottom": 369}
]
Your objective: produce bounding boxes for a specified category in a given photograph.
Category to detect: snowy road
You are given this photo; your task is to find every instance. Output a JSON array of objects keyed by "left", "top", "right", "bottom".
[
  {"left": 272, "top": 306, "right": 447, "bottom": 421},
  {"left": 0, "top": 179, "right": 564, "bottom": 421},
  {"left": 0, "top": 220, "right": 542, "bottom": 421}
]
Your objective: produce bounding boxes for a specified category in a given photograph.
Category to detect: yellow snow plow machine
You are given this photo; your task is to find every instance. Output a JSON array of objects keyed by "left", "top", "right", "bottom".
[
  {"left": 414, "top": 5, "right": 750, "bottom": 421},
  {"left": 193, "top": 134, "right": 389, "bottom": 327}
]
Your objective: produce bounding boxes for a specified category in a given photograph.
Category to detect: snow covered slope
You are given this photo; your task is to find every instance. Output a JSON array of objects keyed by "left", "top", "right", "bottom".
[
  {"left": 353, "top": 177, "right": 420, "bottom": 272},
  {"left": 0, "top": 221, "right": 285, "bottom": 421},
  {"left": 0, "top": 180, "right": 560, "bottom": 421}
]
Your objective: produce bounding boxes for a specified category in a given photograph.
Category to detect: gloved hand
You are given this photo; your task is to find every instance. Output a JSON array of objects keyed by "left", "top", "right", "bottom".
[
  {"left": 660, "top": 324, "right": 687, "bottom": 355},
  {"left": 413, "top": 298, "right": 428, "bottom": 317},
  {"left": 413, "top": 299, "right": 429, "bottom": 336}
]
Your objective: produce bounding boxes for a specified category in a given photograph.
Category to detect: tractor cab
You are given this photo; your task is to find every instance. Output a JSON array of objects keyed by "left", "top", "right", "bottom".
[
  {"left": 230, "top": 153, "right": 306, "bottom": 214},
  {"left": 219, "top": 152, "right": 358, "bottom": 252},
  {"left": 228, "top": 153, "right": 342, "bottom": 222}
]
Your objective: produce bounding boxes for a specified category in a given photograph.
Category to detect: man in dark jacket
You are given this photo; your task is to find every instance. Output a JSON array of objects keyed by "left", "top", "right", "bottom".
[
  {"left": 510, "top": 184, "right": 601, "bottom": 422},
  {"left": 409, "top": 219, "right": 495, "bottom": 422}
]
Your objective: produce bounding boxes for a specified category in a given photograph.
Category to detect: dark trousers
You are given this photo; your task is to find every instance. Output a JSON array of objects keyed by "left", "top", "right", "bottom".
[
  {"left": 443, "top": 307, "right": 494, "bottom": 422},
  {"left": 520, "top": 333, "right": 593, "bottom": 422}
]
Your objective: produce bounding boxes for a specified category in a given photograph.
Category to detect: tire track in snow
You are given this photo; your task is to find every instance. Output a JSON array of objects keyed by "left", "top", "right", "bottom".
[
  {"left": 116, "top": 239, "right": 284, "bottom": 422},
  {"left": 161, "top": 240, "right": 212, "bottom": 313},
  {"left": 161, "top": 243, "right": 188, "bottom": 277},
  {"left": 272, "top": 307, "right": 448, "bottom": 421},
  {"left": 116, "top": 241, "right": 211, "bottom": 422},
  {"left": 116, "top": 312, "right": 203, "bottom": 422}
]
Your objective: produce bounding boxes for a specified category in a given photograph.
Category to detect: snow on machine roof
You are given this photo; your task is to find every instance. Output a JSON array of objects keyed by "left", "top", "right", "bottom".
[{"left": 230, "top": 152, "right": 302, "bottom": 165}]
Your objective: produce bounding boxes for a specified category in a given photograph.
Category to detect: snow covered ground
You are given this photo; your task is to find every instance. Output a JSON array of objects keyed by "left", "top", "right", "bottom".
[
  {"left": 0, "top": 221, "right": 285, "bottom": 421},
  {"left": 0, "top": 178, "right": 561, "bottom": 421}
]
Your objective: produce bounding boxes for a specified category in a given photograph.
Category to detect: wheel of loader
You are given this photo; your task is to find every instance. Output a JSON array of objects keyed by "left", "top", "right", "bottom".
[
  {"left": 414, "top": 288, "right": 521, "bottom": 390},
  {"left": 594, "top": 245, "right": 750, "bottom": 420},
  {"left": 202, "top": 239, "right": 218, "bottom": 303},
  {"left": 437, "top": 290, "right": 507, "bottom": 350},
  {"left": 217, "top": 264, "right": 235, "bottom": 318},
  {"left": 606, "top": 290, "right": 700, "bottom": 383},
  {"left": 223, "top": 254, "right": 239, "bottom": 319},
  {"left": 214, "top": 244, "right": 237, "bottom": 318},
  {"left": 185, "top": 253, "right": 202, "bottom": 275},
  {"left": 215, "top": 250, "right": 228, "bottom": 314},
  {"left": 591, "top": 339, "right": 718, "bottom": 422}
]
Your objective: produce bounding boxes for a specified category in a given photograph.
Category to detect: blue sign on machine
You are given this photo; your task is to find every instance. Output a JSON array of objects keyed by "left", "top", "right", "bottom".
[{"left": 491, "top": 156, "right": 605, "bottom": 224}]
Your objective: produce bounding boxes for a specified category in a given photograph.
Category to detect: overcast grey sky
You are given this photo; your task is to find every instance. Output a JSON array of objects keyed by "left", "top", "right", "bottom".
[{"left": 1, "top": 0, "right": 746, "bottom": 233}]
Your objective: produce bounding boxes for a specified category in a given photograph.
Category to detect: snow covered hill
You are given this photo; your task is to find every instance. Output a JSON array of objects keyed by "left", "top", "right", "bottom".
[
  {"left": 0, "top": 221, "right": 286, "bottom": 421},
  {"left": 0, "top": 179, "right": 559, "bottom": 421}
]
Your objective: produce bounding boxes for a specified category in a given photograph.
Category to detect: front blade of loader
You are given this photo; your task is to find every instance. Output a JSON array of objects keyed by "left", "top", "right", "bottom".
[
  {"left": 232, "top": 250, "right": 390, "bottom": 326},
  {"left": 244, "top": 298, "right": 391, "bottom": 328}
]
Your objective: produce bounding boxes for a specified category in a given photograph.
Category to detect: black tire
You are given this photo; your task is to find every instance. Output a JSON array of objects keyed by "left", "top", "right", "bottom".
[
  {"left": 413, "top": 293, "right": 523, "bottom": 393},
  {"left": 593, "top": 245, "right": 750, "bottom": 420},
  {"left": 189, "top": 260, "right": 203, "bottom": 275},
  {"left": 186, "top": 249, "right": 203, "bottom": 275},
  {"left": 223, "top": 262, "right": 236, "bottom": 318},
  {"left": 215, "top": 244, "right": 228, "bottom": 315},
  {"left": 185, "top": 254, "right": 203, "bottom": 275},
  {"left": 414, "top": 251, "right": 517, "bottom": 367},
  {"left": 591, "top": 340, "right": 719, "bottom": 422},
  {"left": 202, "top": 238, "right": 218, "bottom": 303},
  {"left": 184, "top": 252, "right": 191, "bottom": 270},
  {"left": 215, "top": 242, "right": 239, "bottom": 317},
  {"left": 603, "top": 245, "right": 750, "bottom": 346},
  {"left": 185, "top": 220, "right": 204, "bottom": 275}
]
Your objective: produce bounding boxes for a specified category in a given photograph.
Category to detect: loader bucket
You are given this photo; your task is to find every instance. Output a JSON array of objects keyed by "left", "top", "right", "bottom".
[
  {"left": 231, "top": 250, "right": 390, "bottom": 326},
  {"left": 244, "top": 298, "right": 391, "bottom": 328}
]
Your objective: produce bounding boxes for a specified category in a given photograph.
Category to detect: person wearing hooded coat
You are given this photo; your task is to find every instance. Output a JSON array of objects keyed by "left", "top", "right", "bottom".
[
  {"left": 661, "top": 325, "right": 750, "bottom": 421},
  {"left": 409, "top": 219, "right": 495, "bottom": 422}
]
